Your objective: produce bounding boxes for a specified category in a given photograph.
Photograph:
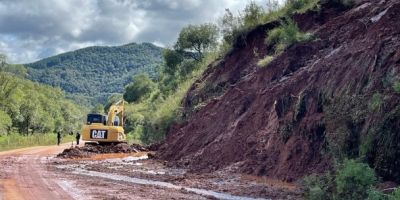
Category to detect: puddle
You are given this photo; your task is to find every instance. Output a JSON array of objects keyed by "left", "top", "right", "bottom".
[
  {"left": 56, "top": 179, "right": 87, "bottom": 200},
  {"left": 103, "top": 155, "right": 148, "bottom": 164},
  {"left": 72, "top": 169, "right": 268, "bottom": 200},
  {"left": 132, "top": 169, "right": 166, "bottom": 175}
]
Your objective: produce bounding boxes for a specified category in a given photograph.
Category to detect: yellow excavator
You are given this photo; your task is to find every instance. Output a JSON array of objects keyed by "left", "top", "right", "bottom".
[{"left": 81, "top": 100, "right": 126, "bottom": 144}]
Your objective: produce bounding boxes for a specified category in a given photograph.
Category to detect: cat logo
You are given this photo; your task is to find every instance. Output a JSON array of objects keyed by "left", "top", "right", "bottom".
[{"left": 90, "top": 129, "right": 108, "bottom": 139}]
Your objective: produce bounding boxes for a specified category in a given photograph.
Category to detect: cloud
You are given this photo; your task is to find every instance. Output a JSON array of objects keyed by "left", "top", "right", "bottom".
[{"left": 0, "top": 0, "right": 267, "bottom": 63}]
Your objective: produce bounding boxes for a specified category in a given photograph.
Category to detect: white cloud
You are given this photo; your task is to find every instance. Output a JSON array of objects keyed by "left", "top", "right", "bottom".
[{"left": 0, "top": 0, "right": 269, "bottom": 63}]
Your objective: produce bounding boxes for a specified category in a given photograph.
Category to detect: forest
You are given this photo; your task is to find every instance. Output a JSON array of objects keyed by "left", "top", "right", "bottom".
[
  {"left": 26, "top": 42, "right": 163, "bottom": 104},
  {"left": 0, "top": 55, "right": 83, "bottom": 149}
]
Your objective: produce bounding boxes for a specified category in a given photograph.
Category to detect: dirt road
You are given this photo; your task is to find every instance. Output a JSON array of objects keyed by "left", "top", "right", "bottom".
[
  {"left": 0, "top": 144, "right": 302, "bottom": 200},
  {"left": 0, "top": 144, "right": 74, "bottom": 200}
]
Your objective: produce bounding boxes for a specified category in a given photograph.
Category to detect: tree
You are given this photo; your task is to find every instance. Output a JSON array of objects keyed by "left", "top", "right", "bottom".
[
  {"left": 123, "top": 74, "right": 156, "bottom": 103},
  {"left": 0, "top": 110, "right": 12, "bottom": 134},
  {"left": 104, "top": 93, "right": 123, "bottom": 111},
  {"left": 91, "top": 104, "right": 104, "bottom": 114},
  {"left": 174, "top": 23, "right": 219, "bottom": 61},
  {"left": 0, "top": 54, "right": 6, "bottom": 69},
  {"left": 19, "top": 96, "right": 40, "bottom": 135},
  {"left": 1, "top": 64, "right": 28, "bottom": 77},
  {"left": 163, "top": 49, "right": 184, "bottom": 76}
]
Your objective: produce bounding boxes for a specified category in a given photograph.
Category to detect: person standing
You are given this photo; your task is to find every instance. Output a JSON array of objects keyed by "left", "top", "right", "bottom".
[
  {"left": 76, "top": 132, "right": 81, "bottom": 145},
  {"left": 57, "top": 131, "right": 61, "bottom": 146}
]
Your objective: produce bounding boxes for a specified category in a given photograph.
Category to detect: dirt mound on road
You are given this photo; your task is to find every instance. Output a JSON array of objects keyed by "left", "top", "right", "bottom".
[
  {"left": 57, "top": 143, "right": 149, "bottom": 159},
  {"left": 159, "top": 0, "right": 400, "bottom": 182}
]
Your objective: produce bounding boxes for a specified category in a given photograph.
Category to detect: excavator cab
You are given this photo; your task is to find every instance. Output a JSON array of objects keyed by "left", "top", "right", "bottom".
[
  {"left": 81, "top": 100, "right": 126, "bottom": 144},
  {"left": 86, "top": 114, "right": 107, "bottom": 125}
]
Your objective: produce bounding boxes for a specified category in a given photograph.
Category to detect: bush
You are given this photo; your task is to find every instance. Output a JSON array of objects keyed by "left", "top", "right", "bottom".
[
  {"left": 267, "top": 18, "right": 314, "bottom": 53},
  {"left": 368, "top": 93, "right": 383, "bottom": 112},
  {"left": 303, "top": 173, "right": 335, "bottom": 200},
  {"left": 335, "top": 159, "right": 377, "bottom": 200},
  {"left": 367, "top": 187, "right": 400, "bottom": 200},
  {"left": 393, "top": 82, "right": 400, "bottom": 93},
  {"left": 243, "top": 1, "right": 265, "bottom": 29}
]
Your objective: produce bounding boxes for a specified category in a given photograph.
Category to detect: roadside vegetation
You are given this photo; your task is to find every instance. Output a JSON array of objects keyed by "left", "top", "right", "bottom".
[
  {"left": 0, "top": 56, "right": 84, "bottom": 151},
  {"left": 303, "top": 159, "right": 400, "bottom": 200},
  {"left": 0, "top": 133, "right": 75, "bottom": 151}
]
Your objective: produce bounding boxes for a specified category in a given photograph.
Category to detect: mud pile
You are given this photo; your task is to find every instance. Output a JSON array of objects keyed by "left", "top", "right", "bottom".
[
  {"left": 159, "top": 0, "right": 400, "bottom": 182},
  {"left": 57, "top": 143, "right": 149, "bottom": 159}
]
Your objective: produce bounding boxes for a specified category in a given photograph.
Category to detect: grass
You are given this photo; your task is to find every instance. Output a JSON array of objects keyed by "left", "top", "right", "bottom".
[
  {"left": 257, "top": 55, "right": 274, "bottom": 67},
  {"left": 263, "top": 0, "right": 320, "bottom": 23},
  {"left": 393, "top": 81, "right": 400, "bottom": 93},
  {"left": 0, "top": 133, "right": 75, "bottom": 151},
  {"left": 267, "top": 18, "right": 314, "bottom": 53},
  {"left": 368, "top": 93, "right": 383, "bottom": 112}
]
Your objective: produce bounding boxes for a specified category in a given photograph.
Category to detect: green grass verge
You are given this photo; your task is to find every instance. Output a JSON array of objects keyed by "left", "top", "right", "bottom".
[{"left": 0, "top": 133, "right": 75, "bottom": 152}]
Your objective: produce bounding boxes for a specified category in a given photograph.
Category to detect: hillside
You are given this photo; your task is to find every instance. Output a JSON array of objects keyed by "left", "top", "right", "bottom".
[
  {"left": 0, "top": 71, "right": 83, "bottom": 136},
  {"left": 159, "top": 0, "right": 400, "bottom": 184},
  {"left": 26, "top": 42, "right": 163, "bottom": 104}
]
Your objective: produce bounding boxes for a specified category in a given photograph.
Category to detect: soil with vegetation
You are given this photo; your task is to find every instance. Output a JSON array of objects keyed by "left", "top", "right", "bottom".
[{"left": 159, "top": 0, "right": 400, "bottom": 186}]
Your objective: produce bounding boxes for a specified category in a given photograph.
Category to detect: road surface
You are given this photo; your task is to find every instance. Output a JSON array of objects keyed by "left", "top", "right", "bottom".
[
  {"left": 0, "top": 144, "right": 74, "bottom": 200},
  {"left": 0, "top": 144, "right": 302, "bottom": 200}
]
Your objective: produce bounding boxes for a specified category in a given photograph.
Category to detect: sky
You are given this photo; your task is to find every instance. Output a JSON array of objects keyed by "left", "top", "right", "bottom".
[{"left": 0, "top": 0, "right": 267, "bottom": 64}]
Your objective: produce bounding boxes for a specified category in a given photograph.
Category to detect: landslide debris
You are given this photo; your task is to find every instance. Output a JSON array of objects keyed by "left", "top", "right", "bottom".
[
  {"left": 159, "top": 0, "right": 400, "bottom": 182},
  {"left": 57, "top": 143, "right": 149, "bottom": 159}
]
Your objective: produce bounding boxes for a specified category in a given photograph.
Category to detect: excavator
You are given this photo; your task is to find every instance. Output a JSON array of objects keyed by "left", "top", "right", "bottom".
[{"left": 81, "top": 100, "right": 126, "bottom": 145}]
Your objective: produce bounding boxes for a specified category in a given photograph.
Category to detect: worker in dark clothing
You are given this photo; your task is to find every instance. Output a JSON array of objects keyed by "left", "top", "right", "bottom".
[
  {"left": 76, "top": 132, "right": 81, "bottom": 145},
  {"left": 57, "top": 131, "right": 61, "bottom": 146}
]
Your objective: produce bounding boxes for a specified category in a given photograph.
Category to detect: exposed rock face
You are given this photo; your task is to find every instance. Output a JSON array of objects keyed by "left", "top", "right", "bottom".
[{"left": 159, "top": 0, "right": 400, "bottom": 182}]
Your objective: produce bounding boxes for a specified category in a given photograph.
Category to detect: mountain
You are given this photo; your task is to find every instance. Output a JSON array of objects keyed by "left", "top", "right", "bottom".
[
  {"left": 25, "top": 42, "right": 163, "bottom": 104},
  {"left": 159, "top": 0, "right": 400, "bottom": 184}
]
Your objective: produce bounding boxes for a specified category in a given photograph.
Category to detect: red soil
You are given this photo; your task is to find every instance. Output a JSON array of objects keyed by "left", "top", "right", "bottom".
[{"left": 159, "top": 0, "right": 400, "bottom": 182}]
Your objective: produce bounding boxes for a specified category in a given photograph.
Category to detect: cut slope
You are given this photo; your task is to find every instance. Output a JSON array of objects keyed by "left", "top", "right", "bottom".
[
  {"left": 26, "top": 43, "right": 163, "bottom": 103},
  {"left": 159, "top": 0, "right": 400, "bottom": 182}
]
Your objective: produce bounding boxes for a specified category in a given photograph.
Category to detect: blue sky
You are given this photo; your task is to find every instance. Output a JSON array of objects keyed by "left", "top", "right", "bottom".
[{"left": 0, "top": 0, "right": 269, "bottom": 63}]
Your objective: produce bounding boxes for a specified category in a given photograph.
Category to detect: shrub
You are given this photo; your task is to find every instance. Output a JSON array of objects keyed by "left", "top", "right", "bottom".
[
  {"left": 303, "top": 173, "right": 335, "bottom": 200},
  {"left": 243, "top": 1, "right": 264, "bottom": 29},
  {"left": 267, "top": 18, "right": 314, "bottom": 53},
  {"left": 393, "top": 82, "right": 400, "bottom": 93},
  {"left": 335, "top": 159, "right": 377, "bottom": 200},
  {"left": 257, "top": 55, "right": 274, "bottom": 67},
  {"left": 393, "top": 188, "right": 400, "bottom": 199},
  {"left": 367, "top": 187, "right": 400, "bottom": 200},
  {"left": 263, "top": 0, "right": 320, "bottom": 23},
  {"left": 368, "top": 93, "right": 383, "bottom": 112}
]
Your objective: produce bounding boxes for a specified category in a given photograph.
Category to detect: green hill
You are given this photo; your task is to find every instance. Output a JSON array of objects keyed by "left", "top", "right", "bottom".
[
  {"left": 25, "top": 42, "right": 163, "bottom": 104},
  {"left": 0, "top": 71, "right": 83, "bottom": 136}
]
